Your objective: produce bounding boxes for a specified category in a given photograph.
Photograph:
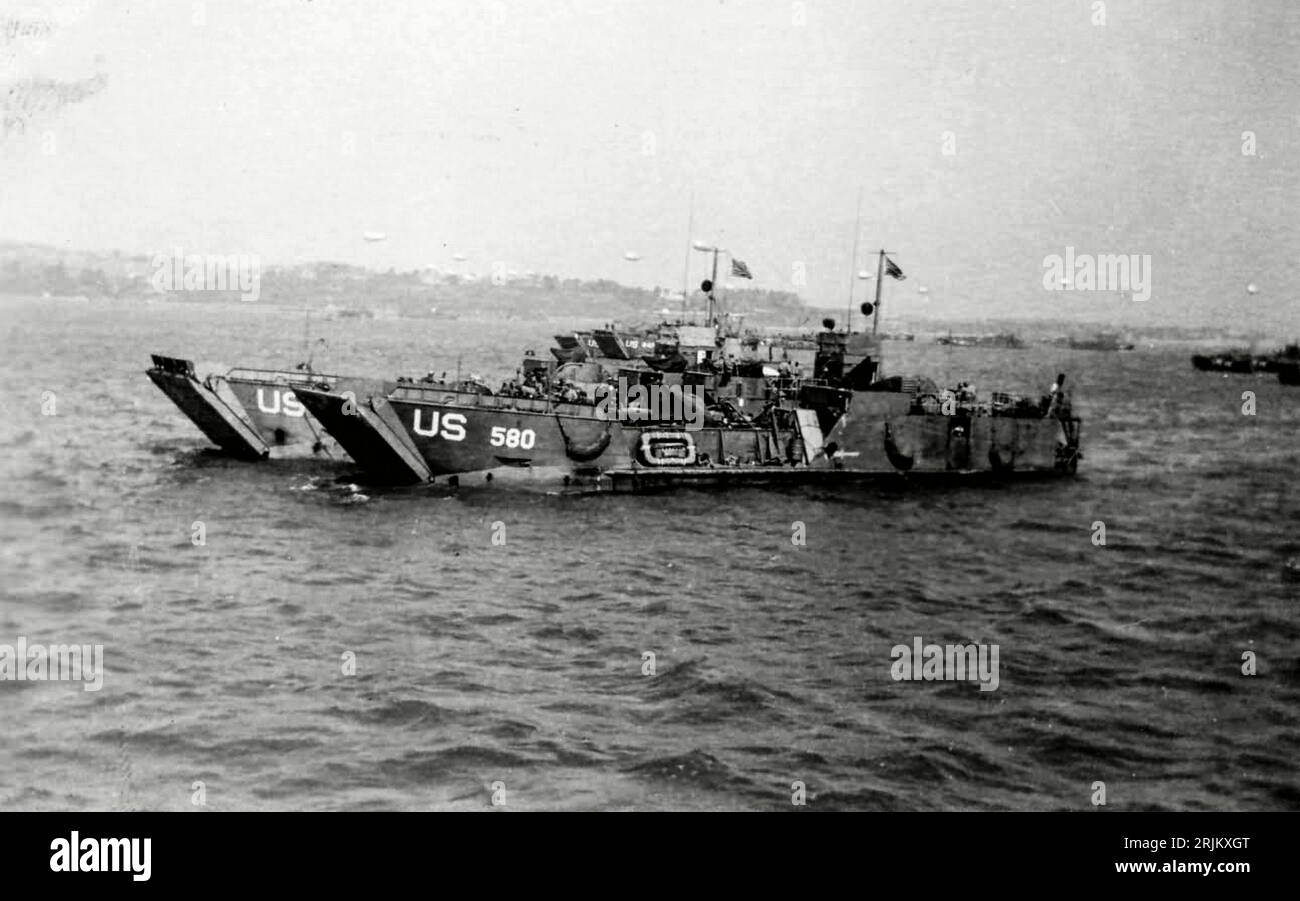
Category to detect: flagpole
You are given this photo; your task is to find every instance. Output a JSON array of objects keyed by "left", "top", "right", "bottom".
[
  {"left": 872, "top": 249, "right": 885, "bottom": 336},
  {"left": 846, "top": 186, "right": 862, "bottom": 334},
  {"left": 709, "top": 247, "right": 719, "bottom": 326},
  {"left": 717, "top": 245, "right": 730, "bottom": 325}
]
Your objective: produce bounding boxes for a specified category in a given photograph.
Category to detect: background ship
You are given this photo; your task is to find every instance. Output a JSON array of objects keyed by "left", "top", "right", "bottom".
[
  {"left": 1191, "top": 342, "right": 1300, "bottom": 374},
  {"left": 1045, "top": 332, "right": 1135, "bottom": 351},
  {"left": 936, "top": 331, "right": 1025, "bottom": 349}
]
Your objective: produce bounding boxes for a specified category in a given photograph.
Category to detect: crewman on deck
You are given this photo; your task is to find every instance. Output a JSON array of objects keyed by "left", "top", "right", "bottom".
[{"left": 776, "top": 360, "right": 793, "bottom": 392}]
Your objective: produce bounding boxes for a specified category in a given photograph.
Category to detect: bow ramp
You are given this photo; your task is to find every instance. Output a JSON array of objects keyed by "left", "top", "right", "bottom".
[
  {"left": 146, "top": 355, "right": 269, "bottom": 459},
  {"left": 293, "top": 385, "right": 430, "bottom": 484}
]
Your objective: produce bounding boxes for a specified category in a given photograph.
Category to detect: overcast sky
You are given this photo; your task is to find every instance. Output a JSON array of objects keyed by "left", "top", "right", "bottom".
[{"left": 1, "top": 0, "right": 1297, "bottom": 328}]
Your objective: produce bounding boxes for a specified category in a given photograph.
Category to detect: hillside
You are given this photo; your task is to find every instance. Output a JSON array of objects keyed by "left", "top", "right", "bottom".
[{"left": 0, "top": 241, "right": 812, "bottom": 325}]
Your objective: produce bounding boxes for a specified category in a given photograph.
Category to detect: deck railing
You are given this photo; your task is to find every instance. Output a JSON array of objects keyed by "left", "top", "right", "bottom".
[{"left": 225, "top": 367, "right": 343, "bottom": 384}]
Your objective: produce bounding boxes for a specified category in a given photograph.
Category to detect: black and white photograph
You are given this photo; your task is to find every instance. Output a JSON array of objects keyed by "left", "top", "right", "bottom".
[{"left": 0, "top": 0, "right": 1292, "bottom": 881}]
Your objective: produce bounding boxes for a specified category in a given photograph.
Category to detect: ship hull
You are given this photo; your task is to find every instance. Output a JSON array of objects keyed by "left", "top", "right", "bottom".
[
  {"left": 820, "top": 392, "right": 1079, "bottom": 475},
  {"left": 385, "top": 391, "right": 789, "bottom": 477},
  {"left": 1193, "top": 352, "right": 1300, "bottom": 375},
  {"left": 307, "top": 383, "right": 1080, "bottom": 489},
  {"left": 1192, "top": 354, "right": 1256, "bottom": 374},
  {"left": 386, "top": 391, "right": 623, "bottom": 474}
]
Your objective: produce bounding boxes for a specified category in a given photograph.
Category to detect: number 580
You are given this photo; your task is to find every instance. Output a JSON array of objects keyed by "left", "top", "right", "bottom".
[{"left": 490, "top": 426, "right": 536, "bottom": 449}]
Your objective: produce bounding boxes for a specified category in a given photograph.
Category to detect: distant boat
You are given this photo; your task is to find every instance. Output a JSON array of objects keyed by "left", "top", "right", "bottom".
[
  {"left": 1049, "top": 333, "right": 1135, "bottom": 351},
  {"left": 1192, "top": 352, "right": 1253, "bottom": 373},
  {"left": 937, "top": 331, "right": 1024, "bottom": 349},
  {"left": 623, "top": 251, "right": 642, "bottom": 262},
  {"left": 1195, "top": 342, "right": 1300, "bottom": 374},
  {"left": 362, "top": 231, "right": 387, "bottom": 242}
]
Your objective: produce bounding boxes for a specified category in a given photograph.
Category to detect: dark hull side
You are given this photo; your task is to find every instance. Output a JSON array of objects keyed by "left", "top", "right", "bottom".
[
  {"left": 600, "top": 465, "right": 1074, "bottom": 493},
  {"left": 307, "top": 383, "right": 1081, "bottom": 488},
  {"left": 290, "top": 383, "right": 795, "bottom": 486},
  {"left": 384, "top": 394, "right": 785, "bottom": 477},
  {"left": 292, "top": 385, "right": 430, "bottom": 484},
  {"left": 1192, "top": 354, "right": 1245, "bottom": 373},
  {"left": 821, "top": 393, "right": 1078, "bottom": 475},
  {"left": 1192, "top": 354, "right": 1296, "bottom": 374}
]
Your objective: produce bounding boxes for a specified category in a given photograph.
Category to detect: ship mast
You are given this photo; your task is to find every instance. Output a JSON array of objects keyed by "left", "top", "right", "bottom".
[
  {"left": 846, "top": 186, "right": 863, "bottom": 334},
  {"left": 692, "top": 239, "right": 726, "bottom": 328}
]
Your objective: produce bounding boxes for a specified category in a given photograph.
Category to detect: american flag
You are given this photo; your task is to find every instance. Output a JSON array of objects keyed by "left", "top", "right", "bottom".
[
  {"left": 885, "top": 256, "right": 906, "bottom": 280},
  {"left": 730, "top": 258, "right": 752, "bottom": 279}
]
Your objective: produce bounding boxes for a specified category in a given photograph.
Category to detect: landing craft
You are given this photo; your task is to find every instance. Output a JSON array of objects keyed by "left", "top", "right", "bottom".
[
  {"left": 362, "top": 231, "right": 387, "bottom": 242},
  {"left": 290, "top": 271, "right": 1082, "bottom": 492},
  {"left": 623, "top": 251, "right": 642, "bottom": 261}
]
